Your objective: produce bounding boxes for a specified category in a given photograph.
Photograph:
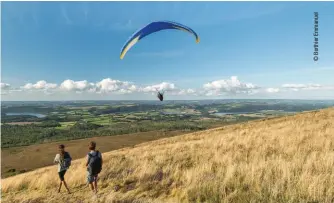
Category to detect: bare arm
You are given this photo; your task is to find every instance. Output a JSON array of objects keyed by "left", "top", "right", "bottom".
[
  {"left": 54, "top": 154, "right": 59, "bottom": 164},
  {"left": 85, "top": 155, "right": 89, "bottom": 167}
]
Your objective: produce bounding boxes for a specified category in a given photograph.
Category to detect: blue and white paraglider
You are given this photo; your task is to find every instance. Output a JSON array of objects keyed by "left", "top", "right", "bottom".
[
  {"left": 120, "top": 21, "right": 200, "bottom": 101},
  {"left": 120, "top": 21, "right": 200, "bottom": 59}
]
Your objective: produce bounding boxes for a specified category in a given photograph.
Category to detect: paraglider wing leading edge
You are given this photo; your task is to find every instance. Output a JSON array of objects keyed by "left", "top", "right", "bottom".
[{"left": 120, "top": 21, "right": 200, "bottom": 59}]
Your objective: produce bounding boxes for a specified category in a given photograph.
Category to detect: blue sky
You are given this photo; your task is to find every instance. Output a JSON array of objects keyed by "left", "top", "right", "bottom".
[{"left": 1, "top": 1, "right": 334, "bottom": 100}]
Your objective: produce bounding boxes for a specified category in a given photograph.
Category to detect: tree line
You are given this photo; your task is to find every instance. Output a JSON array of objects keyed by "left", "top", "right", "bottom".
[{"left": 1, "top": 120, "right": 214, "bottom": 148}]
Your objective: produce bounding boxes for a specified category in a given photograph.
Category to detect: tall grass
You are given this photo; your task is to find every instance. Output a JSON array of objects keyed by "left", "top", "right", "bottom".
[{"left": 2, "top": 108, "right": 334, "bottom": 203}]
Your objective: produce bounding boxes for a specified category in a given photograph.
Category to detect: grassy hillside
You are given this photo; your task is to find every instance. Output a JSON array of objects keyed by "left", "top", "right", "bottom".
[
  {"left": 1, "top": 130, "right": 187, "bottom": 178},
  {"left": 2, "top": 108, "right": 334, "bottom": 203}
]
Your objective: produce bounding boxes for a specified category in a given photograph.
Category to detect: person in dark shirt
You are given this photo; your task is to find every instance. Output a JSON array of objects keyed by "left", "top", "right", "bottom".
[
  {"left": 54, "top": 144, "right": 71, "bottom": 194},
  {"left": 86, "top": 141, "right": 103, "bottom": 194}
]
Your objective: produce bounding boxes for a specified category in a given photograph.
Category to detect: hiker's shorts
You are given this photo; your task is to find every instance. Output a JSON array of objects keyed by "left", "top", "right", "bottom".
[
  {"left": 87, "top": 172, "right": 98, "bottom": 183},
  {"left": 58, "top": 170, "right": 67, "bottom": 181}
]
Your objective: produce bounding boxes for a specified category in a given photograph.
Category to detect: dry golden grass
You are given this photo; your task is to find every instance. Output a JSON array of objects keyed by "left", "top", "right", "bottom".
[
  {"left": 2, "top": 108, "right": 334, "bottom": 203},
  {"left": 1, "top": 130, "right": 185, "bottom": 178}
]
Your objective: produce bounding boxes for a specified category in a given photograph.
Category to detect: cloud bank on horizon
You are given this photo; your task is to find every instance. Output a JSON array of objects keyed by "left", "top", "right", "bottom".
[
  {"left": 1, "top": 2, "right": 334, "bottom": 100},
  {"left": 2, "top": 76, "right": 334, "bottom": 100}
]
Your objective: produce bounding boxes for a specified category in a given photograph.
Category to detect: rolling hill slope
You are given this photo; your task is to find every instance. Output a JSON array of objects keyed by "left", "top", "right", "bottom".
[{"left": 2, "top": 107, "right": 334, "bottom": 203}]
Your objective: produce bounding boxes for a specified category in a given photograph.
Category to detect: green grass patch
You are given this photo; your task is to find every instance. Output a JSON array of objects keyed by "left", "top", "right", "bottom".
[
  {"left": 56, "top": 122, "right": 76, "bottom": 129},
  {"left": 86, "top": 116, "right": 112, "bottom": 126}
]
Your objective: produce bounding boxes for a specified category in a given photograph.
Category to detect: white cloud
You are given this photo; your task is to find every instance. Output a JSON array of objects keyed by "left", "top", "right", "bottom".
[
  {"left": 1, "top": 83, "right": 11, "bottom": 90},
  {"left": 266, "top": 88, "right": 280, "bottom": 93},
  {"left": 95, "top": 78, "right": 137, "bottom": 94},
  {"left": 110, "top": 19, "right": 135, "bottom": 31},
  {"left": 61, "top": 6, "right": 72, "bottom": 25},
  {"left": 22, "top": 80, "right": 58, "bottom": 90},
  {"left": 60, "top": 80, "right": 95, "bottom": 92},
  {"left": 4, "top": 76, "right": 334, "bottom": 100},
  {"left": 177, "top": 88, "right": 197, "bottom": 95},
  {"left": 18, "top": 78, "right": 138, "bottom": 95},
  {"left": 140, "top": 82, "right": 176, "bottom": 93},
  {"left": 1, "top": 83, "right": 23, "bottom": 95},
  {"left": 203, "top": 76, "right": 259, "bottom": 96},
  {"left": 282, "top": 83, "right": 325, "bottom": 91}
]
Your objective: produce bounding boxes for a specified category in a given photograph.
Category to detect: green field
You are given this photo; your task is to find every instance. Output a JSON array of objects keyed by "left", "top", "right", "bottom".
[
  {"left": 1, "top": 100, "right": 333, "bottom": 178},
  {"left": 2, "top": 100, "right": 332, "bottom": 149},
  {"left": 56, "top": 122, "right": 76, "bottom": 129}
]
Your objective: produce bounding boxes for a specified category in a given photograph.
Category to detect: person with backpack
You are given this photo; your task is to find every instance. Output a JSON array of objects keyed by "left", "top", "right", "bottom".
[
  {"left": 86, "top": 141, "right": 103, "bottom": 194},
  {"left": 54, "top": 144, "right": 72, "bottom": 194}
]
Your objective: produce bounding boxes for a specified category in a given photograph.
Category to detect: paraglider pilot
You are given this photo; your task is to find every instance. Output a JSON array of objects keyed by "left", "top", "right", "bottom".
[{"left": 157, "top": 91, "right": 164, "bottom": 101}]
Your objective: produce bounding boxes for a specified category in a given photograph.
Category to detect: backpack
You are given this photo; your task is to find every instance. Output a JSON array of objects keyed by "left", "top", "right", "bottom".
[
  {"left": 63, "top": 152, "right": 72, "bottom": 168},
  {"left": 87, "top": 151, "right": 102, "bottom": 175}
]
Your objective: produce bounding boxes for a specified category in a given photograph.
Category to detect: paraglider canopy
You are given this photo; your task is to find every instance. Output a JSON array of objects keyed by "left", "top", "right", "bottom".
[
  {"left": 120, "top": 20, "right": 200, "bottom": 59},
  {"left": 119, "top": 20, "right": 200, "bottom": 101}
]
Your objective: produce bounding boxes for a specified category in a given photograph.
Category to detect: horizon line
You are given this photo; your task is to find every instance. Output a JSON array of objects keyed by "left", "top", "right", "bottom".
[{"left": 2, "top": 98, "right": 334, "bottom": 102}]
